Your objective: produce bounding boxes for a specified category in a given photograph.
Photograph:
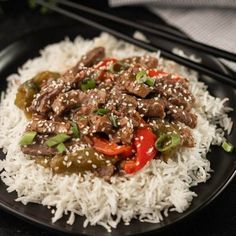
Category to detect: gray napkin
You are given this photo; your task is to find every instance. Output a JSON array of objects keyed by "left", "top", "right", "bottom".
[
  {"left": 109, "top": 0, "right": 236, "bottom": 71},
  {"left": 110, "top": 0, "right": 236, "bottom": 8}
]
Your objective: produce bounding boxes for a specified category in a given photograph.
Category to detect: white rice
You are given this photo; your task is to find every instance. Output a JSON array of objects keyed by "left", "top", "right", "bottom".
[{"left": 0, "top": 33, "right": 233, "bottom": 232}]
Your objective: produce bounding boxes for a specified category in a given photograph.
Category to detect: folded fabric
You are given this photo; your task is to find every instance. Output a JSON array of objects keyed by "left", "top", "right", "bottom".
[{"left": 109, "top": 0, "right": 236, "bottom": 8}]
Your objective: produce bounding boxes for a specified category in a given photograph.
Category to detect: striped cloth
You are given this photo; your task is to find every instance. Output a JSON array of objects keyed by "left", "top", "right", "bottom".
[
  {"left": 109, "top": 0, "right": 236, "bottom": 71},
  {"left": 109, "top": 0, "right": 236, "bottom": 8}
]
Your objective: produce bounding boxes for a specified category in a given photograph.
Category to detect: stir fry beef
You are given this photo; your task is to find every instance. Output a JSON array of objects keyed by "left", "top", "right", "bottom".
[
  {"left": 121, "top": 55, "right": 158, "bottom": 69},
  {"left": 124, "top": 80, "right": 153, "bottom": 98},
  {"left": 31, "top": 47, "right": 105, "bottom": 116},
  {"left": 89, "top": 115, "right": 113, "bottom": 134},
  {"left": 169, "top": 109, "right": 197, "bottom": 129},
  {"left": 21, "top": 144, "right": 58, "bottom": 156},
  {"left": 31, "top": 80, "right": 64, "bottom": 114},
  {"left": 51, "top": 90, "right": 84, "bottom": 115},
  {"left": 15, "top": 47, "right": 198, "bottom": 178},
  {"left": 95, "top": 165, "right": 115, "bottom": 181},
  {"left": 27, "top": 119, "right": 72, "bottom": 134},
  {"left": 137, "top": 98, "right": 165, "bottom": 118},
  {"left": 77, "top": 47, "right": 105, "bottom": 68},
  {"left": 179, "top": 127, "right": 195, "bottom": 147},
  {"left": 63, "top": 47, "right": 105, "bottom": 79}
]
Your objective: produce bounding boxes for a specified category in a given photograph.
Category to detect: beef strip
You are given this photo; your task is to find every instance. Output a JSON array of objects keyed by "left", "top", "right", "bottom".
[
  {"left": 52, "top": 90, "right": 85, "bottom": 115},
  {"left": 154, "top": 81, "right": 194, "bottom": 110},
  {"left": 96, "top": 164, "right": 115, "bottom": 181},
  {"left": 76, "top": 47, "right": 105, "bottom": 68},
  {"left": 21, "top": 144, "right": 57, "bottom": 156},
  {"left": 122, "top": 55, "right": 158, "bottom": 69},
  {"left": 31, "top": 80, "right": 64, "bottom": 114},
  {"left": 167, "top": 97, "right": 192, "bottom": 111},
  {"left": 75, "top": 89, "right": 107, "bottom": 116},
  {"left": 52, "top": 88, "right": 107, "bottom": 116},
  {"left": 88, "top": 89, "right": 107, "bottom": 105},
  {"left": 89, "top": 114, "right": 113, "bottom": 134},
  {"left": 73, "top": 114, "right": 89, "bottom": 130},
  {"left": 109, "top": 92, "right": 138, "bottom": 114},
  {"left": 27, "top": 119, "right": 71, "bottom": 134},
  {"left": 63, "top": 47, "right": 105, "bottom": 78},
  {"left": 154, "top": 73, "right": 190, "bottom": 89},
  {"left": 110, "top": 116, "right": 134, "bottom": 144},
  {"left": 62, "top": 69, "right": 88, "bottom": 88},
  {"left": 169, "top": 109, "right": 197, "bottom": 128},
  {"left": 137, "top": 98, "right": 165, "bottom": 118},
  {"left": 124, "top": 81, "right": 152, "bottom": 98},
  {"left": 117, "top": 65, "right": 153, "bottom": 98},
  {"left": 179, "top": 127, "right": 195, "bottom": 147},
  {"left": 111, "top": 125, "right": 133, "bottom": 144},
  {"left": 128, "top": 111, "right": 144, "bottom": 128}
]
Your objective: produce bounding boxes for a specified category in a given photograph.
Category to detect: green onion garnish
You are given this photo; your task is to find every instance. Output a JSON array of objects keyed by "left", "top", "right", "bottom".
[
  {"left": 109, "top": 114, "right": 119, "bottom": 128},
  {"left": 155, "top": 133, "right": 181, "bottom": 152},
  {"left": 94, "top": 108, "right": 109, "bottom": 116},
  {"left": 80, "top": 78, "right": 96, "bottom": 91},
  {"left": 136, "top": 70, "right": 146, "bottom": 80},
  {"left": 56, "top": 143, "right": 66, "bottom": 153},
  {"left": 70, "top": 121, "right": 80, "bottom": 138},
  {"left": 145, "top": 77, "right": 155, "bottom": 87},
  {"left": 45, "top": 133, "right": 70, "bottom": 147},
  {"left": 136, "top": 70, "right": 155, "bottom": 86},
  {"left": 222, "top": 141, "right": 234, "bottom": 153},
  {"left": 19, "top": 131, "right": 37, "bottom": 145}
]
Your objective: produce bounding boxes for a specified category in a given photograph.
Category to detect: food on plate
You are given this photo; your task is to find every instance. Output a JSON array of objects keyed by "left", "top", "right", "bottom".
[
  {"left": 0, "top": 33, "right": 233, "bottom": 232},
  {"left": 15, "top": 46, "right": 198, "bottom": 178}
]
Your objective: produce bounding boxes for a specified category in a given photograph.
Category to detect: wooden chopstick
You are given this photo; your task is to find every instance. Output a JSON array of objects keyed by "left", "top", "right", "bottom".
[
  {"left": 55, "top": 0, "right": 236, "bottom": 63},
  {"left": 35, "top": 0, "right": 236, "bottom": 88}
]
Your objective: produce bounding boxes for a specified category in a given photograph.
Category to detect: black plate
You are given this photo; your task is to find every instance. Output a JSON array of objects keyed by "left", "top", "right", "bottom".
[{"left": 0, "top": 24, "right": 236, "bottom": 236}]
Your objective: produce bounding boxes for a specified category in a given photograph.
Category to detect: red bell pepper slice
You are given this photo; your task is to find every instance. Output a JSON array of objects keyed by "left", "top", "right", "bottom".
[
  {"left": 94, "top": 58, "right": 117, "bottom": 69},
  {"left": 124, "top": 127, "right": 157, "bottom": 174},
  {"left": 94, "top": 58, "right": 117, "bottom": 80},
  {"left": 93, "top": 137, "right": 132, "bottom": 156},
  {"left": 95, "top": 70, "right": 106, "bottom": 80},
  {"left": 148, "top": 69, "right": 169, "bottom": 77},
  {"left": 148, "top": 69, "right": 181, "bottom": 82}
]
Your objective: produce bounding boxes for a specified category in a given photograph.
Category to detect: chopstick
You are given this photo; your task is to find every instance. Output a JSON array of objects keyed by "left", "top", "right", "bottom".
[
  {"left": 56, "top": 0, "right": 236, "bottom": 63},
  {"left": 35, "top": 0, "right": 236, "bottom": 88},
  {"left": 138, "top": 20, "right": 189, "bottom": 38}
]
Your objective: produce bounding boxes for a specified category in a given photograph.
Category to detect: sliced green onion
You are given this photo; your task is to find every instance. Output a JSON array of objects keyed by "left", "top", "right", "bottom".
[
  {"left": 80, "top": 78, "right": 96, "bottom": 91},
  {"left": 136, "top": 70, "right": 146, "bottom": 80},
  {"left": 155, "top": 133, "right": 181, "bottom": 152},
  {"left": 70, "top": 121, "right": 80, "bottom": 138},
  {"left": 94, "top": 108, "right": 109, "bottom": 116},
  {"left": 222, "top": 141, "right": 234, "bottom": 153},
  {"left": 145, "top": 77, "right": 155, "bottom": 87},
  {"left": 19, "top": 131, "right": 37, "bottom": 145},
  {"left": 109, "top": 114, "right": 119, "bottom": 128},
  {"left": 45, "top": 133, "right": 70, "bottom": 147},
  {"left": 56, "top": 143, "right": 66, "bottom": 153}
]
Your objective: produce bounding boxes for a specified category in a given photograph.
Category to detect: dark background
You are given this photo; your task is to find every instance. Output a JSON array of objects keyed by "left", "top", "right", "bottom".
[{"left": 0, "top": 1, "right": 235, "bottom": 236}]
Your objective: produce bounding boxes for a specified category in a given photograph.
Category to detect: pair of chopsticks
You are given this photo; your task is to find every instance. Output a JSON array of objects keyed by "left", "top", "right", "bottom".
[{"left": 35, "top": 0, "right": 236, "bottom": 87}]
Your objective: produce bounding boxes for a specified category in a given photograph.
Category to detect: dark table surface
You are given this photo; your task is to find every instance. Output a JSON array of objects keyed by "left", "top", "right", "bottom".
[{"left": 0, "top": 1, "right": 236, "bottom": 236}]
